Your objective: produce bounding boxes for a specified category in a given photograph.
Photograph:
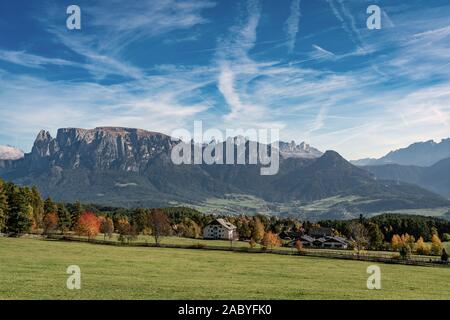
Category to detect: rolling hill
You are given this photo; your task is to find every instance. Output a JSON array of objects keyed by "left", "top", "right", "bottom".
[{"left": 364, "top": 157, "right": 450, "bottom": 198}]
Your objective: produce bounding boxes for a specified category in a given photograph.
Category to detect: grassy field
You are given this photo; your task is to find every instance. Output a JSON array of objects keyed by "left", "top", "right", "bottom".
[{"left": 1, "top": 238, "right": 450, "bottom": 300}]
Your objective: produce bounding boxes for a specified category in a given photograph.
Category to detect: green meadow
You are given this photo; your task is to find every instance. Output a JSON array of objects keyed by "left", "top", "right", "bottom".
[{"left": 1, "top": 237, "right": 450, "bottom": 300}]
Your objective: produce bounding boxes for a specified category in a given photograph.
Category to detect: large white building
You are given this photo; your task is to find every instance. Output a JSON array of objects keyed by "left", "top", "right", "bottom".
[{"left": 203, "top": 219, "right": 238, "bottom": 240}]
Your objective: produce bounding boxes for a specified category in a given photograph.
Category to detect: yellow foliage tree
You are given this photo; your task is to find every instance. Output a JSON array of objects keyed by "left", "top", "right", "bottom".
[
  {"left": 431, "top": 234, "right": 443, "bottom": 256},
  {"left": 415, "top": 237, "right": 430, "bottom": 255},
  {"left": 401, "top": 233, "right": 415, "bottom": 251},
  {"left": 391, "top": 234, "right": 401, "bottom": 251},
  {"left": 251, "top": 218, "right": 265, "bottom": 243}
]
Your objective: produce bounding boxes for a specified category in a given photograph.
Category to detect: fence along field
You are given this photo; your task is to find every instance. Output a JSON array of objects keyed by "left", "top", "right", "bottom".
[{"left": 46, "top": 233, "right": 450, "bottom": 268}]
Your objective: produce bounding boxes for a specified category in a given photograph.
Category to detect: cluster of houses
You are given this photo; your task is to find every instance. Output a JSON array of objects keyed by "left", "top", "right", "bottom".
[
  {"left": 203, "top": 219, "right": 350, "bottom": 249},
  {"left": 279, "top": 227, "right": 349, "bottom": 249}
]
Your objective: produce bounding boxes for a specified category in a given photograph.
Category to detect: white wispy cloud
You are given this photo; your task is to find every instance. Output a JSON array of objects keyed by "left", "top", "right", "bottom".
[
  {"left": 216, "top": 0, "right": 261, "bottom": 63},
  {"left": 0, "top": 0, "right": 218, "bottom": 149},
  {"left": 38, "top": 0, "right": 216, "bottom": 80},
  {"left": 2, "top": 0, "right": 450, "bottom": 161},
  {"left": 216, "top": 0, "right": 265, "bottom": 123},
  {"left": 326, "top": 0, "right": 367, "bottom": 54},
  {"left": 0, "top": 50, "right": 75, "bottom": 69},
  {"left": 56, "top": 0, "right": 216, "bottom": 55},
  {"left": 382, "top": 10, "right": 396, "bottom": 28},
  {"left": 412, "top": 26, "right": 450, "bottom": 40},
  {"left": 217, "top": 62, "right": 261, "bottom": 121},
  {"left": 309, "top": 107, "right": 327, "bottom": 133},
  {"left": 0, "top": 68, "right": 213, "bottom": 150},
  {"left": 45, "top": 29, "right": 145, "bottom": 80},
  {"left": 336, "top": 0, "right": 361, "bottom": 43},
  {"left": 284, "top": 0, "right": 301, "bottom": 54},
  {"left": 311, "top": 44, "right": 335, "bottom": 59}
]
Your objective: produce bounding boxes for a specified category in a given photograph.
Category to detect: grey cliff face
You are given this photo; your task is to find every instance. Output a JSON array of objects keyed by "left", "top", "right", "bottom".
[{"left": 26, "top": 127, "right": 177, "bottom": 172}]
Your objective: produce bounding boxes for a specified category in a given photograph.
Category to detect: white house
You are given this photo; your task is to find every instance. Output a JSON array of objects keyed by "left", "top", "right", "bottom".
[{"left": 203, "top": 219, "right": 238, "bottom": 240}]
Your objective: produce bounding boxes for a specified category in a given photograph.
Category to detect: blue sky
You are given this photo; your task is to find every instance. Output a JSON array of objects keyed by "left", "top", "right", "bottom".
[{"left": 0, "top": 0, "right": 450, "bottom": 159}]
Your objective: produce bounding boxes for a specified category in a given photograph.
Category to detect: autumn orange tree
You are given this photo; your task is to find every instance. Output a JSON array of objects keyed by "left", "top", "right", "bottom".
[
  {"left": 116, "top": 217, "right": 138, "bottom": 244},
  {"left": 262, "top": 231, "right": 282, "bottom": 250},
  {"left": 43, "top": 212, "right": 58, "bottom": 235},
  {"left": 116, "top": 218, "right": 130, "bottom": 235},
  {"left": 148, "top": 209, "right": 171, "bottom": 246},
  {"left": 117, "top": 218, "right": 130, "bottom": 243},
  {"left": 75, "top": 212, "right": 100, "bottom": 240}
]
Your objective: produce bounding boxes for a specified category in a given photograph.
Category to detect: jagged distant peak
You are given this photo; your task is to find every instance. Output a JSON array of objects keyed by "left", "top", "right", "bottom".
[
  {"left": 278, "top": 140, "right": 323, "bottom": 159},
  {"left": 36, "top": 129, "right": 52, "bottom": 141}
]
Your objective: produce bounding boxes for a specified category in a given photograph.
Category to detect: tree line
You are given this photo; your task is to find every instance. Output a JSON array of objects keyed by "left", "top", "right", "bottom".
[
  {"left": 319, "top": 214, "right": 450, "bottom": 243},
  {"left": 1, "top": 178, "right": 449, "bottom": 257},
  {"left": 319, "top": 214, "right": 450, "bottom": 258}
]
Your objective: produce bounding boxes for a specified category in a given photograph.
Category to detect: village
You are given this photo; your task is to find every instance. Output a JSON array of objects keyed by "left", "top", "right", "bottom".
[{"left": 203, "top": 218, "right": 349, "bottom": 249}]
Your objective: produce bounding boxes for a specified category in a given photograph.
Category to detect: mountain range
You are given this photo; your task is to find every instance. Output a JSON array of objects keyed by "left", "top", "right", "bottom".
[
  {"left": 351, "top": 138, "right": 450, "bottom": 167},
  {"left": 349, "top": 138, "right": 450, "bottom": 199},
  {"left": 0, "top": 127, "right": 449, "bottom": 219}
]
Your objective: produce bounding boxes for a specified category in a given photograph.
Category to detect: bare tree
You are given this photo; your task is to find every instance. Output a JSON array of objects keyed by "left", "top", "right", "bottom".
[
  {"left": 348, "top": 222, "right": 369, "bottom": 254},
  {"left": 148, "top": 209, "right": 171, "bottom": 246}
]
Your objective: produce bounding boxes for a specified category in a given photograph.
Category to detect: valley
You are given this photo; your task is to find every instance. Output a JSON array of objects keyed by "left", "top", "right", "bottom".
[{"left": 177, "top": 194, "right": 450, "bottom": 220}]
